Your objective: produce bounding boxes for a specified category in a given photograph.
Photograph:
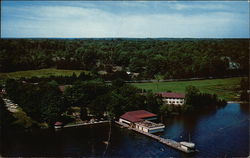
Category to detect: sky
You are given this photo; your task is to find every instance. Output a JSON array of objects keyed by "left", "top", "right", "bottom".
[{"left": 1, "top": 1, "right": 249, "bottom": 38}]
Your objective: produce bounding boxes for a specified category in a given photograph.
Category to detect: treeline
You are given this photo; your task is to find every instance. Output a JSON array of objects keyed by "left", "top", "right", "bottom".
[
  {"left": 0, "top": 39, "right": 248, "bottom": 79},
  {"left": 185, "top": 85, "right": 227, "bottom": 110},
  {"left": 3, "top": 78, "right": 162, "bottom": 128},
  {"left": 17, "top": 72, "right": 96, "bottom": 85},
  {"left": 16, "top": 71, "right": 130, "bottom": 84}
]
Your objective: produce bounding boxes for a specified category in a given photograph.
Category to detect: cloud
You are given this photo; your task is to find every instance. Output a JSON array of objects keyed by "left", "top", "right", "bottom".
[
  {"left": 162, "top": 1, "right": 248, "bottom": 13},
  {"left": 1, "top": 2, "right": 249, "bottom": 38},
  {"left": 168, "top": 3, "right": 231, "bottom": 11}
]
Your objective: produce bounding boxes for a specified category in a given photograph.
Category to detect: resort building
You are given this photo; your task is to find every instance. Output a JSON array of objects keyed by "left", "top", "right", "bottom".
[
  {"left": 119, "top": 110, "right": 165, "bottom": 133},
  {"left": 157, "top": 92, "right": 185, "bottom": 106}
]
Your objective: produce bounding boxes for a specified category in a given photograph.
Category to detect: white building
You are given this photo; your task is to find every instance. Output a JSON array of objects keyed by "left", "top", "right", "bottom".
[
  {"left": 119, "top": 110, "right": 165, "bottom": 133},
  {"left": 157, "top": 92, "right": 185, "bottom": 106}
]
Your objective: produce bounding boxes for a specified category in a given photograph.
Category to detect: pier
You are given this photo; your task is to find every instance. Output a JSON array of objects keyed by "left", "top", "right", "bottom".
[{"left": 115, "top": 121, "right": 197, "bottom": 154}]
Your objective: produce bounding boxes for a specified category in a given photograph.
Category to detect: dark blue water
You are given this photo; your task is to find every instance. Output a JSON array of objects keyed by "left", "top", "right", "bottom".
[{"left": 2, "top": 103, "right": 249, "bottom": 157}]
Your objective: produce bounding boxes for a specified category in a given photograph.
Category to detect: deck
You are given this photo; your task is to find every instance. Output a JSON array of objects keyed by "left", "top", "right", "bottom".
[{"left": 115, "top": 121, "right": 196, "bottom": 154}]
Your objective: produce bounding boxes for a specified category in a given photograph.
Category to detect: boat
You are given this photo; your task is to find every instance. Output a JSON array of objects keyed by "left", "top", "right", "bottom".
[
  {"left": 179, "top": 133, "right": 197, "bottom": 152},
  {"left": 180, "top": 141, "right": 196, "bottom": 152}
]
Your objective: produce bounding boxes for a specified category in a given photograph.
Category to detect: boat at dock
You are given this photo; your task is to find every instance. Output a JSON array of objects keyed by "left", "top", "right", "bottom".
[{"left": 180, "top": 141, "right": 196, "bottom": 152}]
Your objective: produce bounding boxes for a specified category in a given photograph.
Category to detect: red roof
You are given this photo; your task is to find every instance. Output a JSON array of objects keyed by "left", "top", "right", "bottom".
[
  {"left": 54, "top": 121, "right": 63, "bottom": 126},
  {"left": 157, "top": 92, "right": 185, "bottom": 99},
  {"left": 120, "top": 110, "right": 157, "bottom": 123}
]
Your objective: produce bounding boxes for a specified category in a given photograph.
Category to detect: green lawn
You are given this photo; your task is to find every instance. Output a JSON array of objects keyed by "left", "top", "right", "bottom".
[
  {"left": 0, "top": 68, "right": 88, "bottom": 80},
  {"left": 132, "top": 77, "right": 244, "bottom": 101},
  {"left": 0, "top": 69, "right": 244, "bottom": 101}
]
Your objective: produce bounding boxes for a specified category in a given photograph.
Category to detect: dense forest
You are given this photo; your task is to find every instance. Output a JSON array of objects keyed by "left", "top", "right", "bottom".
[
  {"left": 0, "top": 39, "right": 248, "bottom": 79},
  {"left": 3, "top": 78, "right": 163, "bottom": 128},
  {"left": 2, "top": 76, "right": 226, "bottom": 129}
]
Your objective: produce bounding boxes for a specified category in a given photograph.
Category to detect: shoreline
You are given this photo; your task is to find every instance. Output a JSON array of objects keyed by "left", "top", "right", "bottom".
[
  {"left": 62, "top": 120, "right": 110, "bottom": 128},
  {"left": 227, "top": 101, "right": 248, "bottom": 104}
]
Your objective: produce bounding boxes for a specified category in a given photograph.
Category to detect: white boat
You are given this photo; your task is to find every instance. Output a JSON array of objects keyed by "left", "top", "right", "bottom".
[{"left": 180, "top": 141, "right": 196, "bottom": 152}]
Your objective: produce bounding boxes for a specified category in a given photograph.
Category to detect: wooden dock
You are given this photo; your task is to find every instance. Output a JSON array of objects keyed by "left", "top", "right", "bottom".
[{"left": 115, "top": 121, "right": 196, "bottom": 154}]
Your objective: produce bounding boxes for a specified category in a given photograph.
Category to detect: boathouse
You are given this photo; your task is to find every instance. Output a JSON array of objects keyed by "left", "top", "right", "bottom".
[
  {"left": 157, "top": 92, "right": 185, "bottom": 106},
  {"left": 119, "top": 110, "right": 165, "bottom": 133}
]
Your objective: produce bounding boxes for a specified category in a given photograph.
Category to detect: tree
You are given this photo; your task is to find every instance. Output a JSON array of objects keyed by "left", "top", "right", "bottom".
[
  {"left": 64, "top": 81, "right": 111, "bottom": 118},
  {"left": 154, "top": 74, "right": 163, "bottom": 91},
  {"left": 5, "top": 79, "right": 20, "bottom": 101},
  {"left": 144, "top": 92, "right": 162, "bottom": 114},
  {"left": 107, "top": 92, "right": 127, "bottom": 118},
  {"left": 159, "top": 104, "right": 173, "bottom": 121},
  {"left": 5, "top": 79, "right": 67, "bottom": 126},
  {"left": 185, "top": 85, "right": 200, "bottom": 105},
  {"left": 240, "top": 90, "right": 249, "bottom": 102},
  {"left": 0, "top": 98, "right": 16, "bottom": 128},
  {"left": 80, "top": 107, "right": 88, "bottom": 120},
  {"left": 112, "top": 78, "right": 125, "bottom": 88},
  {"left": 240, "top": 78, "right": 249, "bottom": 90}
]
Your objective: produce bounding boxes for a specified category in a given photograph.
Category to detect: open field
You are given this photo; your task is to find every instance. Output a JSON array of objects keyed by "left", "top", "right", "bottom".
[
  {"left": 0, "top": 69, "right": 245, "bottom": 101},
  {"left": 132, "top": 77, "right": 244, "bottom": 101},
  {"left": 0, "top": 68, "right": 87, "bottom": 80}
]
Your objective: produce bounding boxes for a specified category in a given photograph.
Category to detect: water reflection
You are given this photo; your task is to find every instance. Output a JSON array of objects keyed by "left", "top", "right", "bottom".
[{"left": 240, "top": 103, "right": 249, "bottom": 114}]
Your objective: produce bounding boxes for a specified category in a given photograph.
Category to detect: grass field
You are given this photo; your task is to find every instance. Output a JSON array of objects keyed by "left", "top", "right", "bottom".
[
  {"left": 132, "top": 77, "right": 244, "bottom": 101},
  {"left": 0, "top": 69, "right": 244, "bottom": 101},
  {"left": 0, "top": 68, "right": 88, "bottom": 80}
]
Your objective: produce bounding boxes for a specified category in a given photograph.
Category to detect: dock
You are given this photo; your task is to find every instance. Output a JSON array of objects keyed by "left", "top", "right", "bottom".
[{"left": 115, "top": 121, "right": 196, "bottom": 154}]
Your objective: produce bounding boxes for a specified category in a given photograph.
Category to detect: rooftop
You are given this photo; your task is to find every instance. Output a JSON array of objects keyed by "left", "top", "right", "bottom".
[
  {"left": 157, "top": 92, "right": 185, "bottom": 99},
  {"left": 54, "top": 121, "right": 63, "bottom": 126},
  {"left": 120, "top": 110, "right": 157, "bottom": 123}
]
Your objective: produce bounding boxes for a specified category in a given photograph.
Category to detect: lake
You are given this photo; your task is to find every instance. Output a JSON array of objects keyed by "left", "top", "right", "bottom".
[{"left": 1, "top": 103, "right": 249, "bottom": 157}]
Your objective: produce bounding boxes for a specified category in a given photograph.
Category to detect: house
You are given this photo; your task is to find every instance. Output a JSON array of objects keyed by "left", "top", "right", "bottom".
[
  {"left": 119, "top": 110, "right": 165, "bottom": 133},
  {"left": 157, "top": 92, "right": 185, "bottom": 106},
  {"left": 54, "top": 121, "right": 63, "bottom": 129},
  {"left": 58, "top": 85, "right": 72, "bottom": 92},
  {"left": 126, "top": 71, "right": 140, "bottom": 79},
  {"left": 0, "top": 88, "right": 6, "bottom": 95}
]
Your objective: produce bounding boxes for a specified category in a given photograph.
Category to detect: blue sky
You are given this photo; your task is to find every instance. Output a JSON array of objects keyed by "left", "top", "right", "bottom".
[{"left": 1, "top": 1, "right": 249, "bottom": 38}]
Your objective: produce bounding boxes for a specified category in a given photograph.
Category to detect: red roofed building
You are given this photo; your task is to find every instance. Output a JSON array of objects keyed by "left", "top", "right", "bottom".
[
  {"left": 54, "top": 121, "right": 63, "bottom": 129},
  {"left": 119, "top": 110, "right": 165, "bottom": 133},
  {"left": 157, "top": 92, "right": 185, "bottom": 106},
  {"left": 120, "top": 110, "right": 157, "bottom": 123}
]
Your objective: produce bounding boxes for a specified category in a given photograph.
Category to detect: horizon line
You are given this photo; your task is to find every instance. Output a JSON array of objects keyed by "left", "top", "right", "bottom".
[{"left": 1, "top": 37, "right": 249, "bottom": 40}]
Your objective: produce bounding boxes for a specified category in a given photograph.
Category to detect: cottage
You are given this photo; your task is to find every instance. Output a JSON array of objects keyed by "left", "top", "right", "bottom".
[
  {"left": 58, "top": 85, "right": 72, "bottom": 92},
  {"left": 158, "top": 92, "right": 185, "bottom": 106},
  {"left": 54, "top": 121, "right": 63, "bottom": 129},
  {"left": 119, "top": 110, "right": 165, "bottom": 133}
]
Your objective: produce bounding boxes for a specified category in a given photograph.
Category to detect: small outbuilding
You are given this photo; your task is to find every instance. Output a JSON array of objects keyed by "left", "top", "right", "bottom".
[{"left": 54, "top": 121, "right": 63, "bottom": 129}]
